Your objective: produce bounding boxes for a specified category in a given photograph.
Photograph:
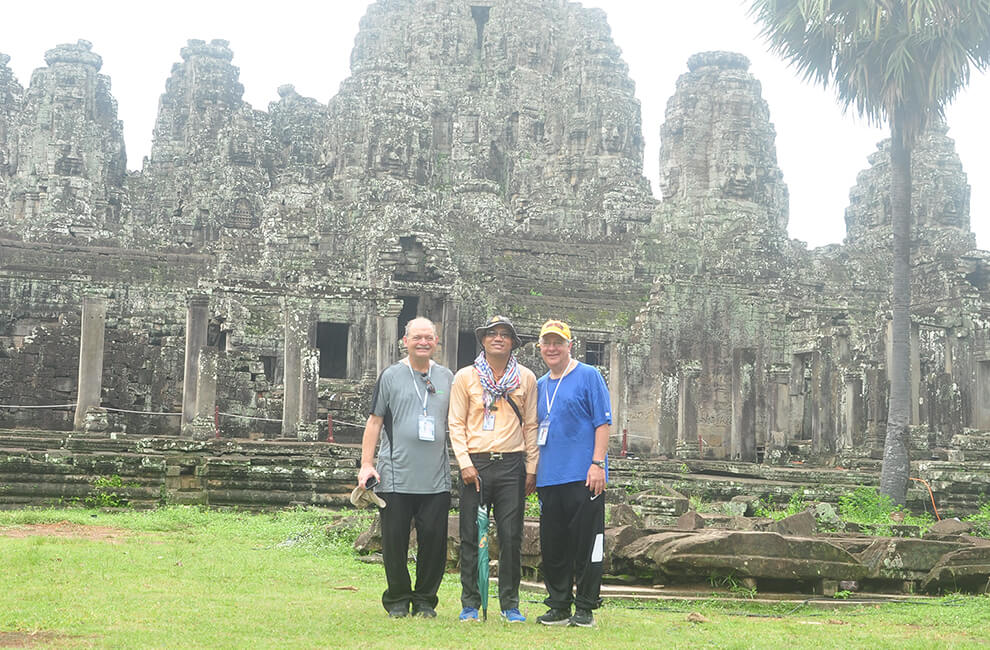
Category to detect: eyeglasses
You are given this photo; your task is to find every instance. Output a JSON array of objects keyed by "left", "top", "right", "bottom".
[
  {"left": 539, "top": 339, "right": 569, "bottom": 348},
  {"left": 423, "top": 376, "right": 436, "bottom": 394},
  {"left": 484, "top": 330, "right": 512, "bottom": 340}
]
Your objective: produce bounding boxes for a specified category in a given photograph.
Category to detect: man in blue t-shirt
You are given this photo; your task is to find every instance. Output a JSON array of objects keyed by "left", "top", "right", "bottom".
[{"left": 534, "top": 319, "right": 611, "bottom": 628}]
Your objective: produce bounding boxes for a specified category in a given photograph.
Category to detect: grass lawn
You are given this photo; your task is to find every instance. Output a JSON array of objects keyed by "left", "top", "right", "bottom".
[{"left": 1, "top": 507, "right": 988, "bottom": 648}]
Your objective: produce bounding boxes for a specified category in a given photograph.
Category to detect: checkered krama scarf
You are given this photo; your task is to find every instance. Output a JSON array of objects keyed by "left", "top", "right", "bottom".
[{"left": 473, "top": 351, "right": 521, "bottom": 413}]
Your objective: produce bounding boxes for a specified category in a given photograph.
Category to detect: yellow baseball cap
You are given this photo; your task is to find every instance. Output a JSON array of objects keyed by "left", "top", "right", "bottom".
[{"left": 539, "top": 319, "right": 572, "bottom": 341}]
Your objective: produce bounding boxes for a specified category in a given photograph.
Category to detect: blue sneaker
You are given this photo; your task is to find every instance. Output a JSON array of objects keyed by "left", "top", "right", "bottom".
[
  {"left": 459, "top": 607, "right": 480, "bottom": 621},
  {"left": 501, "top": 608, "right": 526, "bottom": 623}
]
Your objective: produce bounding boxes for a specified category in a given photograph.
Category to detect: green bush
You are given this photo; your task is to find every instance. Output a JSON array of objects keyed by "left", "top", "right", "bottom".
[
  {"left": 84, "top": 475, "right": 138, "bottom": 509},
  {"left": 754, "top": 489, "right": 807, "bottom": 520},
  {"left": 838, "top": 486, "right": 933, "bottom": 536},
  {"left": 963, "top": 501, "right": 990, "bottom": 537}
]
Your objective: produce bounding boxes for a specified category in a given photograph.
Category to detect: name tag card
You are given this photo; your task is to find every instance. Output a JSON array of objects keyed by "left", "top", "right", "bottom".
[{"left": 418, "top": 415, "right": 436, "bottom": 441}]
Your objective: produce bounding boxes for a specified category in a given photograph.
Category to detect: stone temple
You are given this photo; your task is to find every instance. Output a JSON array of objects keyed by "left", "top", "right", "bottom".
[{"left": 1, "top": 0, "right": 989, "bottom": 473}]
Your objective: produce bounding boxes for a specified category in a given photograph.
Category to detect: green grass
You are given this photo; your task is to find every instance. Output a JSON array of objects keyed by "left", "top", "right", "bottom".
[{"left": 1, "top": 507, "right": 989, "bottom": 648}]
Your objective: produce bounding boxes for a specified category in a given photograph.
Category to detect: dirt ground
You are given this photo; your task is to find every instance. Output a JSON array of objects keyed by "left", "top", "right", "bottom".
[
  {"left": 0, "top": 631, "right": 73, "bottom": 648},
  {"left": 0, "top": 520, "right": 130, "bottom": 543}
]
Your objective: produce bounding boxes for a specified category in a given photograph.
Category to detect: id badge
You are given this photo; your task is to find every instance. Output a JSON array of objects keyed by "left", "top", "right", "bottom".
[
  {"left": 418, "top": 414, "right": 436, "bottom": 441},
  {"left": 538, "top": 418, "right": 550, "bottom": 446},
  {"left": 483, "top": 412, "right": 496, "bottom": 431}
]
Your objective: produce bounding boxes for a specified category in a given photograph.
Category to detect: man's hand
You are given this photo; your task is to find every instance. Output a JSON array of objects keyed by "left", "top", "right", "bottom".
[
  {"left": 525, "top": 473, "right": 537, "bottom": 496},
  {"left": 358, "top": 464, "right": 380, "bottom": 489},
  {"left": 586, "top": 463, "right": 606, "bottom": 497},
  {"left": 461, "top": 466, "right": 480, "bottom": 492}
]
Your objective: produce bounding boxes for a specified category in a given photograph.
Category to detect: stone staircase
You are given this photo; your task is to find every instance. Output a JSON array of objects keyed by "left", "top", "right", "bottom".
[{"left": 0, "top": 429, "right": 362, "bottom": 509}]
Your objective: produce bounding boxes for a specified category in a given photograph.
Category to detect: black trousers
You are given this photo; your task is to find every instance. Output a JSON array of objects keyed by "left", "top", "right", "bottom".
[
  {"left": 538, "top": 481, "right": 605, "bottom": 611},
  {"left": 378, "top": 491, "right": 451, "bottom": 613},
  {"left": 458, "top": 452, "right": 525, "bottom": 611}
]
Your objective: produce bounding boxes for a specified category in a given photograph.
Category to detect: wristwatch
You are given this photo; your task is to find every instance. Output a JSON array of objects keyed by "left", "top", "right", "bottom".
[{"left": 591, "top": 460, "right": 606, "bottom": 468}]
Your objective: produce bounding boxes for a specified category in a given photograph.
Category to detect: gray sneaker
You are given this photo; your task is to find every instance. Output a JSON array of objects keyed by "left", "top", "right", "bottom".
[
  {"left": 569, "top": 608, "right": 594, "bottom": 627},
  {"left": 537, "top": 607, "right": 571, "bottom": 626}
]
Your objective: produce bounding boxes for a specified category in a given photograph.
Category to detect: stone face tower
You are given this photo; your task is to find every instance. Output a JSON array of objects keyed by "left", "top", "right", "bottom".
[
  {"left": 325, "top": 0, "right": 655, "bottom": 237},
  {"left": 845, "top": 122, "right": 974, "bottom": 251},
  {"left": 4, "top": 40, "right": 127, "bottom": 241},
  {"left": 137, "top": 39, "right": 272, "bottom": 253},
  {"left": 0, "top": 53, "right": 24, "bottom": 224},
  {"left": 659, "top": 51, "right": 788, "bottom": 239}
]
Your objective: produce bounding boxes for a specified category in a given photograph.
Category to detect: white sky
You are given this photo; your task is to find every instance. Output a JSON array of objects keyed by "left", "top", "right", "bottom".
[{"left": 1, "top": 0, "right": 986, "bottom": 249}]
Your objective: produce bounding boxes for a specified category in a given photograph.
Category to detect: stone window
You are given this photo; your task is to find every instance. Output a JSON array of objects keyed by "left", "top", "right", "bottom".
[
  {"left": 260, "top": 355, "right": 276, "bottom": 383},
  {"left": 471, "top": 5, "right": 491, "bottom": 50},
  {"left": 316, "top": 323, "right": 348, "bottom": 379},
  {"left": 398, "top": 296, "right": 419, "bottom": 334},
  {"left": 458, "top": 330, "right": 478, "bottom": 369},
  {"left": 585, "top": 341, "right": 606, "bottom": 367}
]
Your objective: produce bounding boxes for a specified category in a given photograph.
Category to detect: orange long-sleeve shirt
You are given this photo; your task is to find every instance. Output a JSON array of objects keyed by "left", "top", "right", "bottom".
[{"left": 447, "top": 363, "right": 540, "bottom": 475}]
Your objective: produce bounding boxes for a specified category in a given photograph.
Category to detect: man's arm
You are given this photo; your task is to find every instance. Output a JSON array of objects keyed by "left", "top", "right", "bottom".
[
  {"left": 358, "top": 414, "right": 384, "bottom": 488},
  {"left": 447, "top": 371, "right": 479, "bottom": 491},
  {"left": 522, "top": 372, "right": 540, "bottom": 495},
  {"left": 585, "top": 423, "right": 609, "bottom": 496}
]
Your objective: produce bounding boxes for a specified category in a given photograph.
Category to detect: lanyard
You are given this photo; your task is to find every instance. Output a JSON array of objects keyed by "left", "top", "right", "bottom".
[
  {"left": 407, "top": 362, "right": 431, "bottom": 414},
  {"left": 545, "top": 360, "right": 575, "bottom": 415}
]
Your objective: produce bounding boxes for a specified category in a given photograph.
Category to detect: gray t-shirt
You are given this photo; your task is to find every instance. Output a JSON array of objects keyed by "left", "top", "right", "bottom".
[{"left": 370, "top": 360, "right": 453, "bottom": 494}]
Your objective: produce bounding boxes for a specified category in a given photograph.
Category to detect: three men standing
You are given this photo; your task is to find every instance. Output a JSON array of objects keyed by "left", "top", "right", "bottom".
[
  {"left": 534, "top": 319, "right": 611, "bottom": 628},
  {"left": 358, "top": 317, "right": 454, "bottom": 618},
  {"left": 448, "top": 316, "right": 539, "bottom": 623},
  {"left": 356, "top": 314, "right": 609, "bottom": 627}
]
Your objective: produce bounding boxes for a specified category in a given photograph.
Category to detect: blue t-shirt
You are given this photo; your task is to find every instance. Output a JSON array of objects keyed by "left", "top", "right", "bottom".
[{"left": 536, "top": 361, "right": 612, "bottom": 487}]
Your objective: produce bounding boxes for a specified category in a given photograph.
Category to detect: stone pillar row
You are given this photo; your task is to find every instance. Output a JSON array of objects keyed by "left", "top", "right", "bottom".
[{"left": 71, "top": 294, "right": 459, "bottom": 440}]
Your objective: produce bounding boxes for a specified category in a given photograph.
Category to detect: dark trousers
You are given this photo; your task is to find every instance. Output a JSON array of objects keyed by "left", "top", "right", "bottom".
[
  {"left": 538, "top": 481, "right": 605, "bottom": 611},
  {"left": 379, "top": 491, "right": 451, "bottom": 613},
  {"left": 458, "top": 452, "right": 525, "bottom": 611}
]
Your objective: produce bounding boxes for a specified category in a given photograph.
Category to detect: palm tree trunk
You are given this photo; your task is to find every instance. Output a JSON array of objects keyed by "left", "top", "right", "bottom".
[{"left": 879, "top": 127, "right": 912, "bottom": 505}]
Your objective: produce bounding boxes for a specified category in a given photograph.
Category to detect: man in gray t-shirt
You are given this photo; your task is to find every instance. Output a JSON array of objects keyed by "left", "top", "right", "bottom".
[{"left": 358, "top": 317, "right": 453, "bottom": 618}]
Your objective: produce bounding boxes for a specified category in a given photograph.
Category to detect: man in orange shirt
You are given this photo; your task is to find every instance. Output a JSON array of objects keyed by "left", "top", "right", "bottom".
[{"left": 448, "top": 315, "right": 539, "bottom": 623}]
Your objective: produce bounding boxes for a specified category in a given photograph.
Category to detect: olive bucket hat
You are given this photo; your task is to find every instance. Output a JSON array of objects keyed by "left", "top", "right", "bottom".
[{"left": 474, "top": 315, "right": 523, "bottom": 350}]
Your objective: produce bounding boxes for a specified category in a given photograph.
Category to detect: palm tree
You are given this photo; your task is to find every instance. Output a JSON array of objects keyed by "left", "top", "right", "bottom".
[{"left": 749, "top": 0, "right": 990, "bottom": 504}]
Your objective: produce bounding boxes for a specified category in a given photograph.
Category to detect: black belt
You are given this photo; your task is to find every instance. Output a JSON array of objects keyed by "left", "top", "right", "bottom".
[{"left": 469, "top": 451, "right": 524, "bottom": 462}]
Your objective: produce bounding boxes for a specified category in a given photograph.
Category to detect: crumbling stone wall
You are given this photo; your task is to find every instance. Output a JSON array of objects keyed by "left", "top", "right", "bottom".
[{"left": 0, "top": 1, "right": 987, "bottom": 461}]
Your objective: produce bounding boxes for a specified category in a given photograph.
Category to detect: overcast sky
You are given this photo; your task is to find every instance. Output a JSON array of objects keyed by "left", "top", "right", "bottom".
[{"left": 1, "top": 0, "right": 986, "bottom": 249}]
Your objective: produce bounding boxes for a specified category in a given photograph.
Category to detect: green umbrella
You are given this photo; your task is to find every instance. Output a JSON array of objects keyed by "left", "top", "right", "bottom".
[{"left": 477, "top": 477, "right": 490, "bottom": 621}]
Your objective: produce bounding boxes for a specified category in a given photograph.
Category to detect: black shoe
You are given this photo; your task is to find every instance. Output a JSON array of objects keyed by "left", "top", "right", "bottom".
[
  {"left": 388, "top": 606, "right": 409, "bottom": 618},
  {"left": 569, "top": 609, "right": 594, "bottom": 627},
  {"left": 412, "top": 605, "right": 437, "bottom": 618},
  {"left": 537, "top": 608, "right": 571, "bottom": 626}
]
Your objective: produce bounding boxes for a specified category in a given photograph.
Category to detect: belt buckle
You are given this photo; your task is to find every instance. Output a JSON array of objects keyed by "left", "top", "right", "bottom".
[{"left": 490, "top": 452, "right": 504, "bottom": 461}]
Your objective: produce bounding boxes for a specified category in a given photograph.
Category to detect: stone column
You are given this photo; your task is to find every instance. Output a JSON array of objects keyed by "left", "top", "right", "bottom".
[
  {"left": 675, "top": 362, "right": 701, "bottom": 459},
  {"left": 608, "top": 343, "right": 625, "bottom": 453},
  {"left": 74, "top": 295, "right": 107, "bottom": 431},
  {"left": 297, "top": 346, "right": 320, "bottom": 441},
  {"left": 181, "top": 294, "right": 210, "bottom": 436},
  {"left": 376, "top": 300, "right": 403, "bottom": 375},
  {"left": 441, "top": 299, "right": 460, "bottom": 372},
  {"left": 767, "top": 364, "right": 790, "bottom": 450},
  {"left": 190, "top": 347, "right": 218, "bottom": 440},
  {"left": 281, "top": 299, "right": 309, "bottom": 438},
  {"left": 731, "top": 348, "right": 757, "bottom": 462},
  {"left": 840, "top": 371, "right": 864, "bottom": 452},
  {"left": 811, "top": 346, "right": 836, "bottom": 456},
  {"left": 910, "top": 324, "right": 921, "bottom": 425},
  {"left": 976, "top": 360, "right": 990, "bottom": 430}
]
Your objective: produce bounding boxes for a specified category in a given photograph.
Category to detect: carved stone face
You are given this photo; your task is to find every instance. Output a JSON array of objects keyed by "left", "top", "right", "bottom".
[{"left": 722, "top": 159, "right": 757, "bottom": 200}]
